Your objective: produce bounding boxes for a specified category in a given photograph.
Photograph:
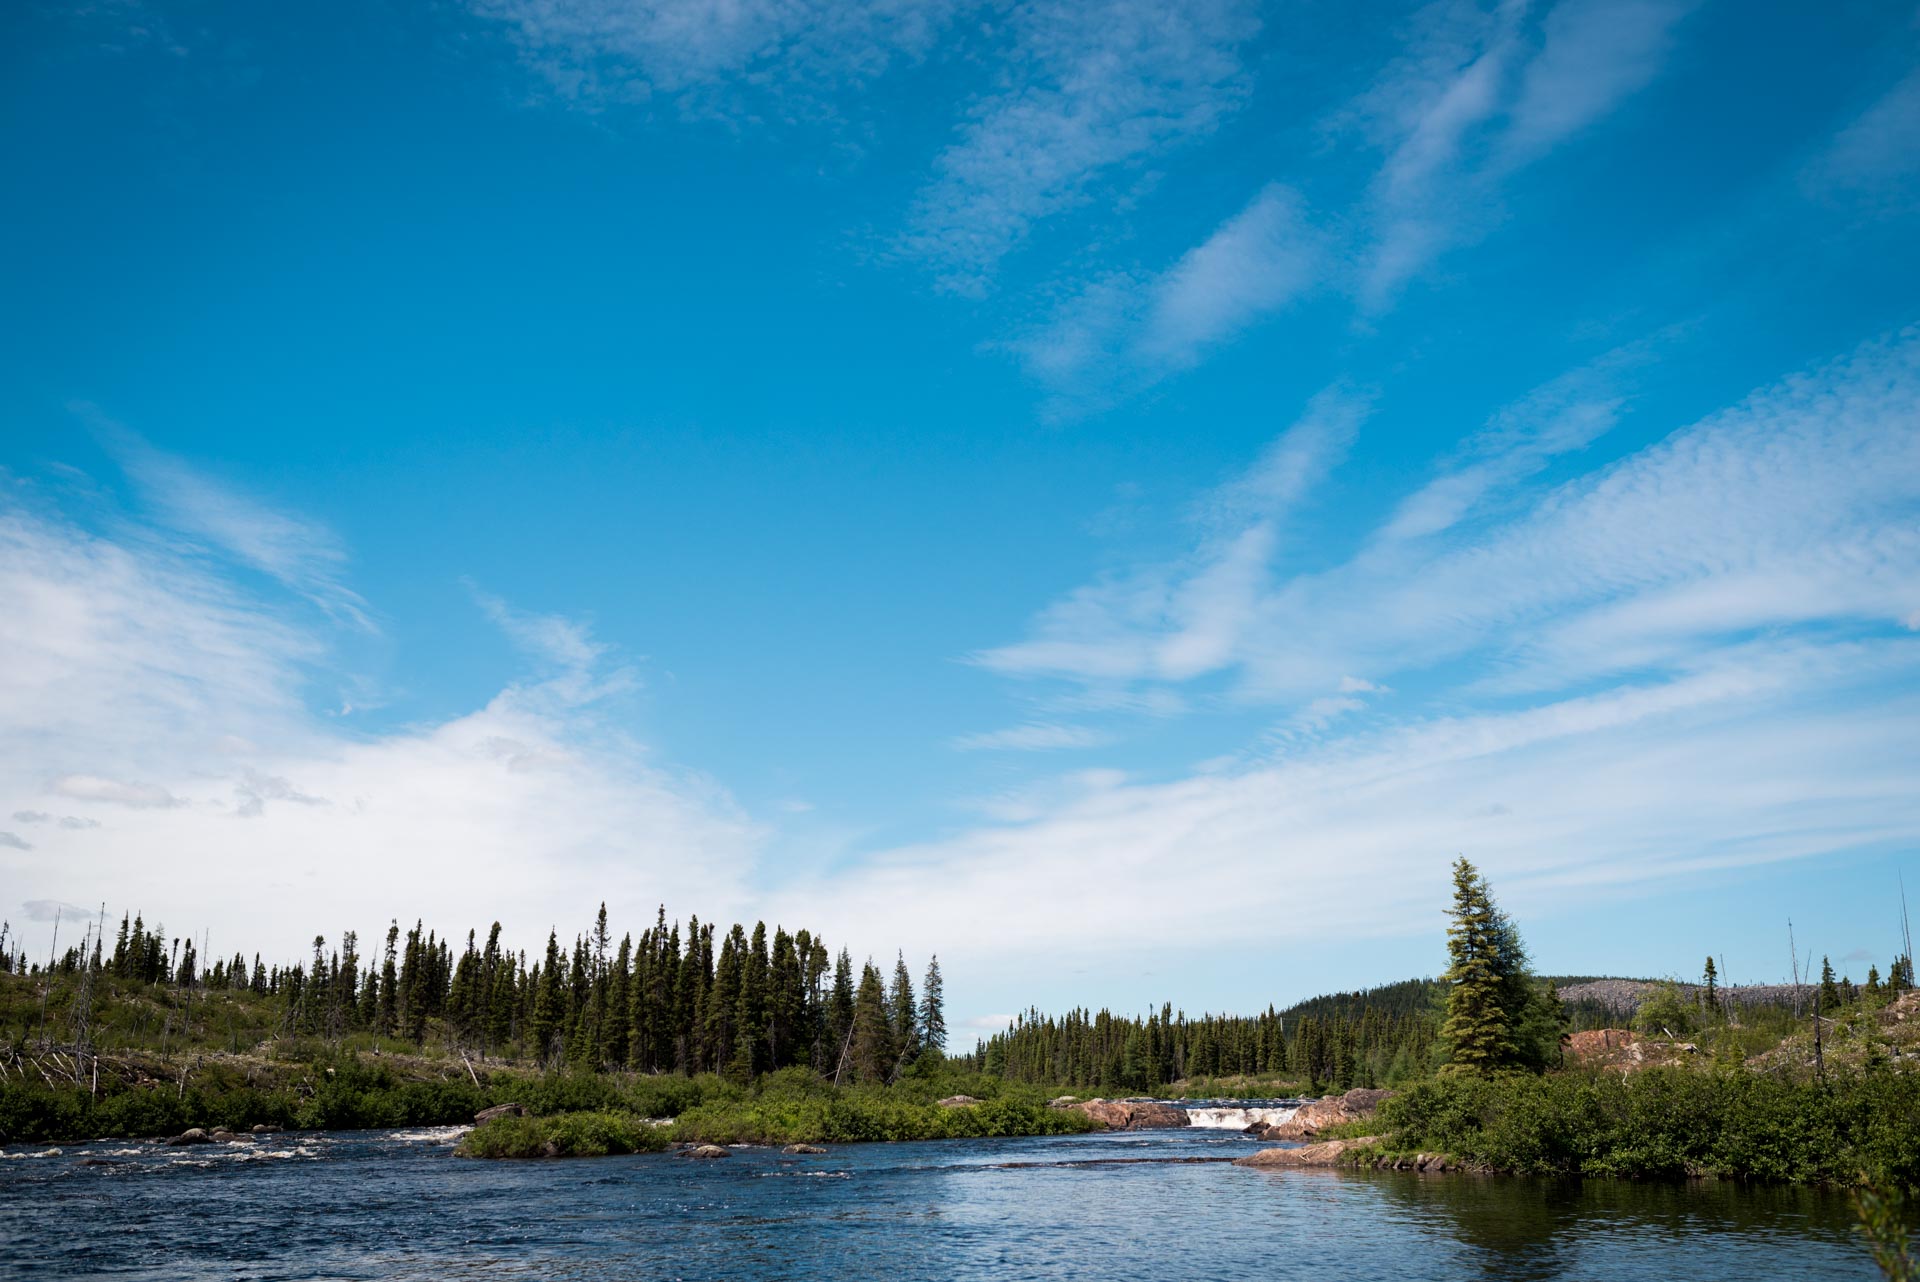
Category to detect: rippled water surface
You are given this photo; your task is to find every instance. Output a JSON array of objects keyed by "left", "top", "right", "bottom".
[{"left": 0, "top": 1126, "right": 1878, "bottom": 1280}]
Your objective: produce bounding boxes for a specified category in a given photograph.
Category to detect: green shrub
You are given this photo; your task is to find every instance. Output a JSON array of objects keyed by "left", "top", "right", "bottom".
[
  {"left": 1377, "top": 1067, "right": 1920, "bottom": 1184},
  {"left": 458, "top": 1110, "right": 670, "bottom": 1159}
]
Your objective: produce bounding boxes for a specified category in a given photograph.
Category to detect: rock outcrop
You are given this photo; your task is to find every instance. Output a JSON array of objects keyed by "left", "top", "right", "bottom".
[
  {"left": 1071, "top": 1099, "right": 1191, "bottom": 1130},
  {"left": 937, "top": 1095, "right": 981, "bottom": 1108},
  {"left": 475, "top": 1103, "right": 528, "bottom": 1124},
  {"left": 251, "top": 1124, "right": 282, "bottom": 1135},
  {"left": 1254, "top": 1088, "right": 1391, "bottom": 1141},
  {"left": 1376, "top": 1151, "right": 1459, "bottom": 1172},
  {"left": 1565, "top": 1029, "right": 1703, "bottom": 1071},
  {"left": 1047, "top": 1096, "right": 1079, "bottom": 1109},
  {"left": 782, "top": 1143, "right": 827, "bottom": 1155},
  {"left": 683, "top": 1144, "right": 731, "bottom": 1160},
  {"left": 165, "top": 1128, "right": 212, "bottom": 1146},
  {"left": 1234, "top": 1137, "right": 1383, "bottom": 1168}
]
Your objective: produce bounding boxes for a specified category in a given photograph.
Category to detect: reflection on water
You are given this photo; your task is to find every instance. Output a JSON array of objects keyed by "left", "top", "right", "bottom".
[{"left": 0, "top": 1127, "right": 1876, "bottom": 1281}]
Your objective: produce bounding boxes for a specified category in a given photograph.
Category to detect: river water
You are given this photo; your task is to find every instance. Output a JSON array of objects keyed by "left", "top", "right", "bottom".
[{"left": 0, "top": 1124, "right": 1879, "bottom": 1280}]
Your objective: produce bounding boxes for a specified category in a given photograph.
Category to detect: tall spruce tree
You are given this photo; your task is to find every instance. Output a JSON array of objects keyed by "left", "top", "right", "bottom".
[
  {"left": 531, "top": 930, "right": 564, "bottom": 1063},
  {"left": 1439, "top": 857, "right": 1529, "bottom": 1075},
  {"left": 887, "top": 951, "right": 918, "bottom": 1074},
  {"left": 919, "top": 955, "right": 946, "bottom": 1055},
  {"left": 850, "top": 961, "right": 892, "bottom": 1083}
]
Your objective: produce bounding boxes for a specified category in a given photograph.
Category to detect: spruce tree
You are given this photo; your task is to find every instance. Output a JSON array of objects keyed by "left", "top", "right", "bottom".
[
  {"left": 1438, "top": 857, "right": 1514, "bottom": 1076},
  {"left": 919, "top": 955, "right": 946, "bottom": 1055},
  {"left": 850, "top": 961, "right": 891, "bottom": 1083},
  {"left": 531, "top": 930, "right": 564, "bottom": 1063},
  {"left": 888, "top": 951, "right": 918, "bottom": 1073},
  {"left": 828, "top": 948, "right": 855, "bottom": 1070}
]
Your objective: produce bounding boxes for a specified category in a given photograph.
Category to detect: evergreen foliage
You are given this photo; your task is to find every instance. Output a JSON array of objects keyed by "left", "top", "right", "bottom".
[
  {"left": 971, "top": 999, "right": 1437, "bottom": 1094},
  {"left": 1437, "top": 857, "right": 1563, "bottom": 1076},
  {"left": 2, "top": 903, "right": 936, "bottom": 1088}
]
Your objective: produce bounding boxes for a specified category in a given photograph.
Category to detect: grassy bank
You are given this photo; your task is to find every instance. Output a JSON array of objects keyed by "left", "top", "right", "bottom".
[
  {"left": 665, "top": 1069, "right": 1096, "bottom": 1145},
  {"left": 1355, "top": 1067, "right": 1920, "bottom": 1185},
  {"left": 0, "top": 1052, "right": 1095, "bottom": 1149}
]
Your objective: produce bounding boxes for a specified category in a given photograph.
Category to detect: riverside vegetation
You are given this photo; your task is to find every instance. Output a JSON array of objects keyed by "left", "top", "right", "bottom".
[
  {"left": 0, "top": 902, "right": 1101, "bottom": 1149},
  {"left": 3, "top": 866, "right": 1918, "bottom": 1204}
]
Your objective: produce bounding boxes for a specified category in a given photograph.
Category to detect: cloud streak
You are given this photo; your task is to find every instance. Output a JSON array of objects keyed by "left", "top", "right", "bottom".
[
  {"left": 1351, "top": 0, "right": 1699, "bottom": 306},
  {"left": 1011, "top": 184, "right": 1325, "bottom": 409},
  {"left": 84, "top": 413, "right": 375, "bottom": 630},
  {"left": 901, "top": 0, "right": 1259, "bottom": 293},
  {"left": 1806, "top": 68, "right": 1920, "bottom": 215},
  {"left": 987, "top": 328, "right": 1920, "bottom": 705},
  {"left": 951, "top": 722, "right": 1112, "bottom": 751},
  {"left": 469, "top": 0, "right": 958, "bottom": 110}
]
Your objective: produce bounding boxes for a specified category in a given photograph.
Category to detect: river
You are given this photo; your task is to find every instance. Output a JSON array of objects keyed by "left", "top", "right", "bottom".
[{"left": 0, "top": 1123, "right": 1878, "bottom": 1280}]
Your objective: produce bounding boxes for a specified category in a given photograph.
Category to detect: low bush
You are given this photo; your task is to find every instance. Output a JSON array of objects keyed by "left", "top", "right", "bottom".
[
  {"left": 1376, "top": 1067, "right": 1920, "bottom": 1185},
  {"left": 457, "top": 1111, "right": 669, "bottom": 1159}
]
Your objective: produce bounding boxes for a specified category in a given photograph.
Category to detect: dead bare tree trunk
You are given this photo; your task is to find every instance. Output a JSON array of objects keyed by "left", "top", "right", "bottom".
[
  {"left": 1813, "top": 988, "right": 1825, "bottom": 1084},
  {"left": 1788, "top": 921, "right": 1805, "bottom": 1019}
]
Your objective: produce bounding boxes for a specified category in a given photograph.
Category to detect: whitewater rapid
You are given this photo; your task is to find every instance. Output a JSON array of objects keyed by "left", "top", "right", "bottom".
[{"left": 1181, "top": 1106, "right": 1299, "bottom": 1130}]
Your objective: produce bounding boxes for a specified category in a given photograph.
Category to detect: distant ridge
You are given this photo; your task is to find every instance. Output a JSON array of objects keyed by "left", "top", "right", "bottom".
[
  {"left": 1278, "top": 976, "right": 1809, "bottom": 1023},
  {"left": 1556, "top": 979, "right": 1811, "bottom": 1014}
]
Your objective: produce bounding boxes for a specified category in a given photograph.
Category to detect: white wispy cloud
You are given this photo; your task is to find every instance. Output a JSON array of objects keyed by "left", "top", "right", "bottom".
[
  {"left": 1011, "top": 184, "right": 1326, "bottom": 409},
  {"left": 1137, "top": 186, "right": 1324, "bottom": 366},
  {"left": 951, "top": 722, "right": 1112, "bottom": 751},
  {"left": 1501, "top": 0, "right": 1695, "bottom": 160},
  {"left": 1805, "top": 68, "right": 1920, "bottom": 215},
  {"left": 84, "top": 412, "right": 375, "bottom": 630},
  {"left": 985, "top": 327, "right": 1920, "bottom": 705},
  {"left": 901, "top": 0, "right": 1259, "bottom": 293},
  {"left": 1351, "top": 0, "right": 1699, "bottom": 306},
  {"left": 976, "top": 385, "right": 1365, "bottom": 683},
  {"left": 889, "top": 327, "right": 1920, "bottom": 1001},
  {"left": 50, "top": 775, "right": 183, "bottom": 809},
  {"left": 0, "top": 478, "right": 760, "bottom": 968},
  {"left": 1, "top": 833, "right": 31, "bottom": 852},
  {"left": 469, "top": 0, "right": 957, "bottom": 110},
  {"left": 788, "top": 644, "right": 1920, "bottom": 1006},
  {"left": 467, "top": 582, "right": 639, "bottom": 710},
  {"left": 1372, "top": 337, "right": 1652, "bottom": 544},
  {"left": 22, "top": 898, "right": 92, "bottom": 923}
]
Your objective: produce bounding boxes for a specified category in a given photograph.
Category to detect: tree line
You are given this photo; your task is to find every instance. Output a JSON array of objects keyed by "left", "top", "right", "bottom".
[
  {"left": 8, "top": 905, "right": 946, "bottom": 1085},
  {"left": 971, "top": 858, "right": 1570, "bottom": 1093},
  {"left": 967, "top": 1000, "right": 1438, "bottom": 1094}
]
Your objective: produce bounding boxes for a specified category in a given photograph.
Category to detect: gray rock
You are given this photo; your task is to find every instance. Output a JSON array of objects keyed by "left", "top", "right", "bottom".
[
  {"left": 166, "top": 1128, "right": 212, "bottom": 1146},
  {"left": 782, "top": 1143, "right": 827, "bottom": 1155},
  {"left": 475, "top": 1103, "right": 529, "bottom": 1124},
  {"left": 684, "top": 1144, "right": 731, "bottom": 1160}
]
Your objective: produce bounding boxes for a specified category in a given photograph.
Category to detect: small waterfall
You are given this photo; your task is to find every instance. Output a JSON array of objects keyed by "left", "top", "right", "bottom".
[{"left": 1181, "top": 1106, "right": 1299, "bottom": 1130}]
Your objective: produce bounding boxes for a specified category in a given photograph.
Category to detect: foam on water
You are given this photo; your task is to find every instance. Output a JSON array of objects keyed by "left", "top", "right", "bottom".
[
  {"left": 1181, "top": 1107, "right": 1299, "bottom": 1130},
  {"left": 386, "top": 1126, "right": 470, "bottom": 1144}
]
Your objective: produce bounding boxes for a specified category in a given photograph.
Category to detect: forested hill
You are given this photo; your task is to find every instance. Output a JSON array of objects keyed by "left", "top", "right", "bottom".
[
  {"left": 0, "top": 905, "right": 946, "bottom": 1086},
  {"left": 1277, "top": 978, "right": 1441, "bottom": 1022},
  {"left": 965, "top": 973, "right": 1831, "bottom": 1095}
]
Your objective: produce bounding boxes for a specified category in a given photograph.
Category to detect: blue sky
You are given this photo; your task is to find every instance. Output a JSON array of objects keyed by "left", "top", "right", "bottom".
[{"left": 3, "top": 0, "right": 1918, "bottom": 1034}]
